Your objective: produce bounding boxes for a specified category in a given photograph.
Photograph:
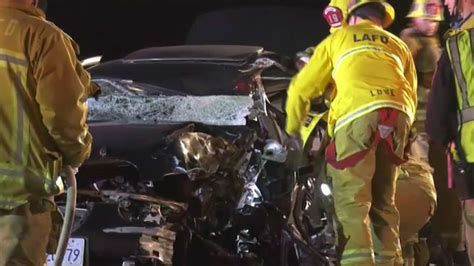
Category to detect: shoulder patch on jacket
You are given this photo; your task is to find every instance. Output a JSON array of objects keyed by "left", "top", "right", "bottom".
[{"left": 324, "top": 6, "right": 344, "bottom": 28}]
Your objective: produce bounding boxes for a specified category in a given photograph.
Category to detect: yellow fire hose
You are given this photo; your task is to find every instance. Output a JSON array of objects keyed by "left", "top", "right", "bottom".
[{"left": 54, "top": 166, "right": 77, "bottom": 266}]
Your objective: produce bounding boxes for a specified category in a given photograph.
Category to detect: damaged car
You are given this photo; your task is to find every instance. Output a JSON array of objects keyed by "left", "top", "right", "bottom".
[
  {"left": 88, "top": 45, "right": 294, "bottom": 116},
  {"left": 49, "top": 45, "right": 332, "bottom": 266}
]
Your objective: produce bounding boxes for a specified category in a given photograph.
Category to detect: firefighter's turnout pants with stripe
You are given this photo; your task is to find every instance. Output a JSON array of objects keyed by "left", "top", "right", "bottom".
[{"left": 326, "top": 109, "right": 411, "bottom": 266}]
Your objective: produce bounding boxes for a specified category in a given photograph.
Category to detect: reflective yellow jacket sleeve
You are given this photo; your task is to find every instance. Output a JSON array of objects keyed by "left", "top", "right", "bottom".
[
  {"left": 285, "top": 38, "right": 333, "bottom": 136},
  {"left": 32, "top": 30, "right": 92, "bottom": 168}
]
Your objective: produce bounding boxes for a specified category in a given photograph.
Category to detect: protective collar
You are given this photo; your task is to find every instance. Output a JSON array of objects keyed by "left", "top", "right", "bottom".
[{"left": 0, "top": 1, "right": 46, "bottom": 19}]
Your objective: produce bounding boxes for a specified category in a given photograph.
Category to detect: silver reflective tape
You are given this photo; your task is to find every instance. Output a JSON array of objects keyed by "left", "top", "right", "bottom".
[
  {"left": 13, "top": 75, "right": 25, "bottom": 164},
  {"left": 416, "top": 109, "right": 427, "bottom": 121},
  {"left": 334, "top": 101, "right": 406, "bottom": 133},
  {"left": 461, "top": 107, "right": 474, "bottom": 124},
  {"left": 0, "top": 54, "right": 28, "bottom": 67},
  {"left": 449, "top": 37, "right": 470, "bottom": 108},
  {"left": 341, "top": 252, "right": 374, "bottom": 262},
  {"left": 0, "top": 168, "right": 23, "bottom": 176},
  {"left": 470, "top": 29, "right": 474, "bottom": 56},
  {"left": 333, "top": 46, "right": 403, "bottom": 80},
  {"left": 375, "top": 257, "right": 395, "bottom": 263},
  {"left": 375, "top": 255, "right": 396, "bottom": 264},
  {"left": 0, "top": 53, "right": 28, "bottom": 164},
  {"left": 0, "top": 199, "right": 28, "bottom": 210}
]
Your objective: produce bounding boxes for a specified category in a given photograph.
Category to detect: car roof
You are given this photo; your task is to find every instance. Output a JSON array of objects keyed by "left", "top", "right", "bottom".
[{"left": 124, "top": 45, "right": 266, "bottom": 62}]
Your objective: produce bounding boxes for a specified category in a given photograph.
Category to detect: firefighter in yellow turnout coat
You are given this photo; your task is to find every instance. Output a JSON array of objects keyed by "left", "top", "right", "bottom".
[
  {"left": 301, "top": 2, "right": 437, "bottom": 265},
  {"left": 286, "top": 1, "right": 417, "bottom": 265},
  {"left": 0, "top": 0, "right": 98, "bottom": 265}
]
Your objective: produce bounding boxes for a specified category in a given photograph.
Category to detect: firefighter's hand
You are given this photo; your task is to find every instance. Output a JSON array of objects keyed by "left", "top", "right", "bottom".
[
  {"left": 311, "top": 97, "right": 328, "bottom": 113},
  {"left": 89, "top": 81, "right": 102, "bottom": 100},
  {"left": 285, "top": 134, "right": 303, "bottom": 152},
  {"left": 285, "top": 134, "right": 303, "bottom": 171}
]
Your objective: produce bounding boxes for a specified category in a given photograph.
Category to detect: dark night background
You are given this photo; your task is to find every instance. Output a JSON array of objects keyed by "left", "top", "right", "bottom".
[{"left": 45, "top": 0, "right": 450, "bottom": 61}]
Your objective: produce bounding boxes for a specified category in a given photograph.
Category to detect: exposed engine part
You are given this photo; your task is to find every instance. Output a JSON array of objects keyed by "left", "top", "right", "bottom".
[
  {"left": 78, "top": 189, "right": 187, "bottom": 224},
  {"left": 100, "top": 190, "right": 187, "bottom": 214},
  {"left": 138, "top": 233, "right": 175, "bottom": 265},
  {"left": 262, "top": 139, "right": 287, "bottom": 163},
  {"left": 236, "top": 229, "right": 260, "bottom": 259},
  {"left": 237, "top": 150, "right": 265, "bottom": 209},
  {"left": 70, "top": 104, "right": 334, "bottom": 266},
  {"left": 237, "top": 182, "right": 263, "bottom": 209},
  {"left": 153, "top": 172, "right": 193, "bottom": 203},
  {"left": 57, "top": 205, "right": 93, "bottom": 233},
  {"left": 178, "top": 132, "right": 242, "bottom": 176},
  {"left": 103, "top": 226, "right": 177, "bottom": 266},
  {"left": 121, "top": 260, "right": 136, "bottom": 266},
  {"left": 117, "top": 200, "right": 163, "bottom": 224}
]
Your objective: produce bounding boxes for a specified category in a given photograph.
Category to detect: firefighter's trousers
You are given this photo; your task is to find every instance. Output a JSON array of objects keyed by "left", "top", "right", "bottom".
[
  {"left": 330, "top": 157, "right": 435, "bottom": 266},
  {"left": 0, "top": 200, "right": 55, "bottom": 266},
  {"left": 327, "top": 110, "right": 411, "bottom": 266},
  {"left": 397, "top": 140, "right": 437, "bottom": 266},
  {"left": 396, "top": 178, "right": 434, "bottom": 266}
]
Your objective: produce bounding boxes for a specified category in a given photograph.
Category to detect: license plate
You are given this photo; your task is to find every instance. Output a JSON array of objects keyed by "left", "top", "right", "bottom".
[{"left": 46, "top": 238, "right": 85, "bottom": 266}]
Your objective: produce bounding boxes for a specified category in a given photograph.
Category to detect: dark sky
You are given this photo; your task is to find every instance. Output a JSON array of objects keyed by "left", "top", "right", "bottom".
[{"left": 45, "top": 0, "right": 447, "bottom": 61}]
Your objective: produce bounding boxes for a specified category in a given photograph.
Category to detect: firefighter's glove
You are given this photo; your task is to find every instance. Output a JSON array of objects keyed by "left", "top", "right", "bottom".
[
  {"left": 310, "top": 97, "right": 328, "bottom": 113},
  {"left": 285, "top": 134, "right": 304, "bottom": 171},
  {"left": 89, "top": 81, "right": 102, "bottom": 100}
]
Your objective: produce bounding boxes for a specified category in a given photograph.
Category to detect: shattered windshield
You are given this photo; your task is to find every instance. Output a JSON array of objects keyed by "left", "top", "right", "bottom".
[{"left": 87, "top": 79, "right": 254, "bottom": 126}]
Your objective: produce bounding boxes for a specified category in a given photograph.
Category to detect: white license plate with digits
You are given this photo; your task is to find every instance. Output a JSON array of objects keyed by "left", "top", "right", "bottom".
[{"left": 46, "top": 238, "right": 85, "bottom": 266}]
